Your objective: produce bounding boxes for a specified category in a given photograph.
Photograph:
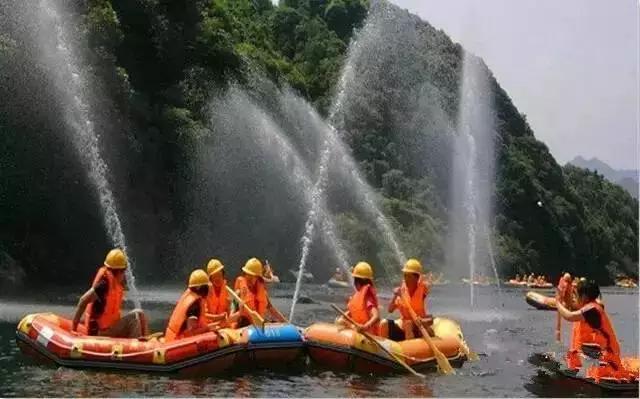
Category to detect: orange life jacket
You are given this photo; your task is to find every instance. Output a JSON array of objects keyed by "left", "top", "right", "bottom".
[
  {"left": 347, "top": 284, "right": 379, "bottom": 335},
  {"left": 234, "top": 276, "right": 268, "bottom": 318},
  {"left": 84, "top": 266, "right": 124, "bottom": 332},
  {"left": 164, "top": 289, "right": 207, "bottom": 342},
  {"left": 577, "top": 301, "right": 621, "bottom": 365},
  {"left": 206, "top": 281, "right": 230, "bottom": 315},
  {"left": 395, "top": 277, "right": 429, "bottom": 320}
]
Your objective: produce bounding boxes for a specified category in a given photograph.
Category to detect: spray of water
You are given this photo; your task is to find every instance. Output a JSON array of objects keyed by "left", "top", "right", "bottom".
[
  {"left": 37, "top": 0, "right": 140, "bottom": 307},
  {"left": 206, "top": 87, "right": 351, "bottom": 306},
  {"left": 289, "top": 11, "right": 407, "bottom": 311},
  {"left": 485, "top": 224, "right": 501, "bottom": 293},
  {"left": 464, "top": 133, "right": 478, "bottom": 306},
  {"left": 288, "top": 147, "right": 332, "bottom": 320},
  {"left": 452, "top": 50, "right": 496, "bottom": 307}
]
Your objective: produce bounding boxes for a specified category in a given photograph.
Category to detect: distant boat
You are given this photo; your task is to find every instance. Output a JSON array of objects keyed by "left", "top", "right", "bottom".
[
  {"left": 615, "top": 279, "right": 638, "bottom": 288},
  {"left": 461, "top": 278, "right": 490, "bottom": 286},
  {"left": 289, "top": 269, "right": 314, "bottom": 282}
]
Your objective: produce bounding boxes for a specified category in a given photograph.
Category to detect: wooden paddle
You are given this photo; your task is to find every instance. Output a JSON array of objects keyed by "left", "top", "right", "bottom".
[
  {"left": 330, "top": 304, "right": 425, "bottom": 378},
  {"left": 267, "top": 298, "right": 289, "bottom": 323},
  {"left": 226, "top": 286, "right": 265, "bottom": 330},
  {"left": 398, "top": 292, "right": 456, "bottom": 374},
  {"left": 206, "top": 312, "right": 228, "bottom": 322}
]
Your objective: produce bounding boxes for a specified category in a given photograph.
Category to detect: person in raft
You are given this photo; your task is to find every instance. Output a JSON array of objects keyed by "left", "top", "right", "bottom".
[
  {"left": 335, "top": 262, "right": 380, "bottom": 335},
  {"left": 72, "top": 248, "right": 148, "bottom": 338},
  {"left": 205, "top": 258, "right": 239, "bottom": 328},
  {"left": 556, "top": 280, "right": 634, "bottom": 380},
  {"left": 234, "top": 258, "right": 287, "bottom": 327},
  {"left": 382, "top": 258, "right": 433, "bottom": 340},
  {"left": 164, "top": 269, "right": 214, "bottom": 342}
]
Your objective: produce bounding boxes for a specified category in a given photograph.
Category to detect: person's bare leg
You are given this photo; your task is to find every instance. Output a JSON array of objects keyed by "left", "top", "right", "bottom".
[
  {"left": 403, "top": 320, "right": 414, "bottom": 339},
  {"left": 99, "top": 314, "right": 134, "bottom": 338},
  {"left": 131, "top": 309, "right": 148, "bottom": 336}
]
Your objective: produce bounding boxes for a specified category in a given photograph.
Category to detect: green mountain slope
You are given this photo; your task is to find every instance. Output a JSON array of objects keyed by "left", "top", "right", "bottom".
[{"left": 0, "top": 0, "right": 636, "bottom": 285}]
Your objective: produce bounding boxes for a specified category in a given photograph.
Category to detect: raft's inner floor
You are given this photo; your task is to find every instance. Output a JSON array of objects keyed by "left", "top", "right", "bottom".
[{"left": 0, "top": 283, "right": 638, "bottom": 397}]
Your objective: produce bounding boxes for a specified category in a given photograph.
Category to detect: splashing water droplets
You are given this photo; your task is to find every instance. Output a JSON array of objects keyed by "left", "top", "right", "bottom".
[
  {"left": 37, "top": 0, "right": 140, "bottom": 308},
  {"left": 451, "top": 50, "right": 497, "bottom": 307}
]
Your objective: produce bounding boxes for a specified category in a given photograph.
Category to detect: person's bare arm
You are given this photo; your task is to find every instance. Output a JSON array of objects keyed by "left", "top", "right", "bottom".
[
  {"left": 388, "top": 288, "right": 400, "bottom": 313},
  {"left": 206, "top": 312, "right": 228, "bottom": 321},
  {"left": 360, "top": 307, "right": 380, "bottom": 332},
  {"left": 72, "top": 288, "right": 98, "bottom": 331},
  {"left": 556, "top": 300, "right": 584, "bottom": 322}
]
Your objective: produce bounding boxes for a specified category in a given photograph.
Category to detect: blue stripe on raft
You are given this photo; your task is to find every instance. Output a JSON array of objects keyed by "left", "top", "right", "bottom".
[{"left": 247, "top": 324, "right": 303, "bottom": 344}]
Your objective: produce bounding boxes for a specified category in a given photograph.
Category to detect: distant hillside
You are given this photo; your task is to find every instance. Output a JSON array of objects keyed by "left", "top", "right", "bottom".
[
  {"left": 569, "top": 156, "right": 638, "bottom": 198},
  {"left": 0, "top": 0, "right": 637, "bottom": 285}
]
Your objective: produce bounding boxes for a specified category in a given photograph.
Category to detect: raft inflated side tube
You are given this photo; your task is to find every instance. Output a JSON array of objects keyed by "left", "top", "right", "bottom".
[
  {"left": 525, "top": 291, "right": 557, "bottom": 310},
  {"left": 16, "top": 313, "right": 304, "bottom": 374}
]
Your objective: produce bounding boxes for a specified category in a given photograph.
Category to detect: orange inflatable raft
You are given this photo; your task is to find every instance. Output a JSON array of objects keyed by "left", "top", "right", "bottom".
[
  {"left": 525, "top": 291, "right": 557, "bottom": 311},
  {"left": 528, "top": 283, "right": 553, "bottom": 289},
  {"left": 16, "top": 313, "right": 304, "bottom": 374},
  {"left": 304, "top": 317, "right": 469, "bottom": 373},
  {"left": 536, "top": 351, "right": 639, "bottom": 394}
]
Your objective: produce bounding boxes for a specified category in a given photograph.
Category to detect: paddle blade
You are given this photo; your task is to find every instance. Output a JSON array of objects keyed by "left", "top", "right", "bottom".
[{"left": 435, "top": 350, "right": 456, "bottom": 375}]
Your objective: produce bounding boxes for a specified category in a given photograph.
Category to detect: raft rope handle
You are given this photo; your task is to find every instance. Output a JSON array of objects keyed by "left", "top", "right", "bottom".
[{"left": 29, "top": 324, "right": 219, "bottom": 359}]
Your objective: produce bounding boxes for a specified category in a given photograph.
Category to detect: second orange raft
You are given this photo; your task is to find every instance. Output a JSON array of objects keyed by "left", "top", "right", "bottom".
[{"left": 304, "top": 317, "right": 469, "bottom": 373}]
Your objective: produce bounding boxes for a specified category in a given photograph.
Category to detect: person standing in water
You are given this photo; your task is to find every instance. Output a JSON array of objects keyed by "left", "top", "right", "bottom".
[
  {"left": 234, "top": 258, "right": 286, "bottom": 327},
  {"left": 383, "top": 258, "right": 433, "bottom": 340},
  {"left": 164, "top": 269, "right": 213, "bottom": 342},
  {"left": 336, "top": 262, "right": 380, "bottom": 335},
  {"left": 72, "top": 248, "right": 147, "bottom": 338},
  {"left": 556, "top": 280, "right": 634, "bottom": 381}
]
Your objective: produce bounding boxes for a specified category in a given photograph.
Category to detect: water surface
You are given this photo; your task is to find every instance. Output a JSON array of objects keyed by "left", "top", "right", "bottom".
[{"left": 1, "top": 284, "right": 637, "bottom": 397}]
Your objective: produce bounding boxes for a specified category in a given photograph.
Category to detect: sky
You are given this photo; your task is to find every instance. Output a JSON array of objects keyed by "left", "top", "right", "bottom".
[{"left": 390, "top": 0, "right": 639, "bottom": 170}]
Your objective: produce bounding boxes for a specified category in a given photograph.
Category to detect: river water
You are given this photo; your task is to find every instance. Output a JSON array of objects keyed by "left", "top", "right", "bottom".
[{"left": 0, "top": 284, "right": 637, "bottom": 397}]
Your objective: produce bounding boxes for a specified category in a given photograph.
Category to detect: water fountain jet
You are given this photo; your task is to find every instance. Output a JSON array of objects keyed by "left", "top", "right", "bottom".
[
  {"left": 451, "top": 49, "right": 497, "bottom": 307},
  {"left": 35, "top": 0, "right": 140, "bottom": 307}
]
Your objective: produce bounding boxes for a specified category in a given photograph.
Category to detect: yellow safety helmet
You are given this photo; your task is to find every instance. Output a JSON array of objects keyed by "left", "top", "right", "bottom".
[
  {"left": 351, "top": 262, "right": 373, "bottom": 280},
  {"left": 206, "top": 259, "right": 224, "bottom": 276},
  {"left": 402, "top": 258, "right": 422, "bottom": 275},
  {"left": 188, "top": 269, "right": 211, "bottom": 288},
  {"left": 242, "top": 258, "right": 263, "bottom": 277},
  {"left": 104, "top": 248, "right": 127, "bottom": 269}
]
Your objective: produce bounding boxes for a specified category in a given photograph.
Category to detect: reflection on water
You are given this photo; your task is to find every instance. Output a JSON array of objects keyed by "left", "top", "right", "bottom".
[{"left": 0, "top": 285, "right": 637, "bottom": 397}]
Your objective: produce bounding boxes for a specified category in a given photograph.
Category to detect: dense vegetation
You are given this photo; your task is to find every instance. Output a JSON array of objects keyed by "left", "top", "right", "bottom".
[{"left": 0, "top": 0, "right": 636, "bottom": 289}]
